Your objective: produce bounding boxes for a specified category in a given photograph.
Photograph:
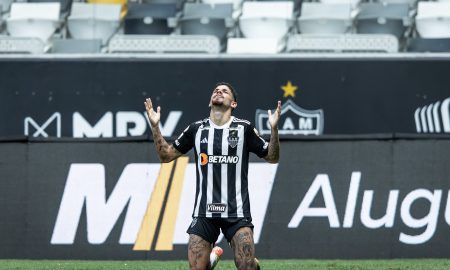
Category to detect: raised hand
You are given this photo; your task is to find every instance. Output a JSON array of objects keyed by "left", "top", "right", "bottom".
[
  {"left": 268, "top": 101, "right": 281, "bottom": 129},
  {"left": 144, "top": 98, "right": 160, "bottom": 128}
]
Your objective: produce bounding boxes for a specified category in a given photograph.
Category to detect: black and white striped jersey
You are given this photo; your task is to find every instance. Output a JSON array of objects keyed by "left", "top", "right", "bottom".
[{"left": 173, "top": 116, "right": 269, "bottom": 218}]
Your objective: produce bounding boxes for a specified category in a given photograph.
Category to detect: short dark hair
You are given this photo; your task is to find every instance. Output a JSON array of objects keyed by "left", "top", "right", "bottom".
[{"left": 215, "top": 82, "right": 237, "bottom": 102}]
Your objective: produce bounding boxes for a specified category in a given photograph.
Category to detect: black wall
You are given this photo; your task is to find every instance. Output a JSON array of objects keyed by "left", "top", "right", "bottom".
[{"left": 1, "top": 58, "right": 449, "bottom": 138}]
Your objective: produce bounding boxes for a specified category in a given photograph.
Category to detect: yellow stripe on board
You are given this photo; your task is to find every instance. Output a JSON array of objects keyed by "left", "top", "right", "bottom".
[
  {"left": 155, "top": 156, "right": 189, "bottom": 251},
  {"left": 133, "top": 161, "right": 174, "bottom": 251}
]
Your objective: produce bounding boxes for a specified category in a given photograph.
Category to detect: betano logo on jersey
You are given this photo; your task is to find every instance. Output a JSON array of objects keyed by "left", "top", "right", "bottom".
[
  {"left": 51, "top": 159, "right": 278, "bottom": 250},
  {"left": 200, "top": 153, "right": 239, "bottom": 165},
  {"left": 255, "top": 81, "right": 324, "bottom": 136}
]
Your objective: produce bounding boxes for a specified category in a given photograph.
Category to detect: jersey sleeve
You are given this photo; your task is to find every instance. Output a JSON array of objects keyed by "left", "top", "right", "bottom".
[
  {"left": 247, "top": 124, "right": 269, "bottom": 158},
  {"left": 172, "top": 123, "right": 195, "bottom": 154}
]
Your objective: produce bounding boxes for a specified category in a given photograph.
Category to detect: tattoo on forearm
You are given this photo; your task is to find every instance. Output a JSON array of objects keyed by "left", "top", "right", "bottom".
[
  {"left": 266, "top": 129, "right": 280, "bottom": 162},
  {"left": 151, "top": 127, "right": 173, "bottom": 161}
]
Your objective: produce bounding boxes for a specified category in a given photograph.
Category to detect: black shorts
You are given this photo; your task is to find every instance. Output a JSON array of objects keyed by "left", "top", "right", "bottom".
[{"left": 186, "top": 217, "right": 254, "bottom": 244}]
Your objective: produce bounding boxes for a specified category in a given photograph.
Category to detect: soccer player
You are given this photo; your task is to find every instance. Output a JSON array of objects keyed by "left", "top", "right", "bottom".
[{"left": 144, "top": 82, "right": 280, "bottom": 270}]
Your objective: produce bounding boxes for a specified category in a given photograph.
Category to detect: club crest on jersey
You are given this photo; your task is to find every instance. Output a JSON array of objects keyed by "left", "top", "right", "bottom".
[
  {"left": 200, "top": 153, "right": 239, "bottom": 165},
  {"left": 227, "top": 130, "right": 239, "bottom": 148},
  {"left": 207, "top": 203, "right": 227, "bottom": 213}
]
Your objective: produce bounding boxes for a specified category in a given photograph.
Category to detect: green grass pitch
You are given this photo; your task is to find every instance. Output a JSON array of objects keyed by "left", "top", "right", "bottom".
[{"left": 1, "top": 259, "right": 450, "bottom": 270}]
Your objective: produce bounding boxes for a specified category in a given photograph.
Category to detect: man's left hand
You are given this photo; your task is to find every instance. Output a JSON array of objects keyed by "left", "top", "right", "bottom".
[{"left": 268, "top": 101, "right": 281, "bottom": 129}]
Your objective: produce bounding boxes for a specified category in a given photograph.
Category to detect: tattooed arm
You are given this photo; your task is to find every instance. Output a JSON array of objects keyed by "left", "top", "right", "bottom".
[
  {"left": 145, "top": 98, "right": 182, "bottom": 163},
  {"left": 264, "top": 126, "right": 280, "bottom": 164},
  {"left": 264, "top": 101, "right": 281, "bottom": 164}
]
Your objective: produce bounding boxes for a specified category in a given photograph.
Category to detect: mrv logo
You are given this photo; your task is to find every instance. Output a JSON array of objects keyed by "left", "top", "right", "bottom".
[
  {"left": 414, "top": 97, "right": 450, "bottom": 133},
  {"left": 24, "top": 111, "right": 182, "bottom": 138},
  {"left": 51, "top": 161, "right": 278, "bottom": 250},
  {"left": 288, "top": 172, "right": 450, "bottom": 245}
]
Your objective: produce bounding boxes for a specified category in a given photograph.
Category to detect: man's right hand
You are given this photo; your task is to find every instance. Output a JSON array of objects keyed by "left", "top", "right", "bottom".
[{"left": 144, "top": 98, "right": 160, "bottom": 128}]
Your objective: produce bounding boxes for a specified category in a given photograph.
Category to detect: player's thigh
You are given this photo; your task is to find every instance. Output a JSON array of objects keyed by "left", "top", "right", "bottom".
[
  {"left": 230, "top": 227, "right": 256, "bottom": 267},
  {"left": 188, "top": 234, "right": 212, "bottom": 270}
]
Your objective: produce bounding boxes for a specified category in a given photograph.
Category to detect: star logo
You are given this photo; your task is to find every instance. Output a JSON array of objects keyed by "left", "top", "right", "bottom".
[{"left": 281, "top": 81, "right": 298, "bottom": 98}]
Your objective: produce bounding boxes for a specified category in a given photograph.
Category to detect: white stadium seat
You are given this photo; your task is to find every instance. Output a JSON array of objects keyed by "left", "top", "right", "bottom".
[
  {"left": 298, "top": 3, "right": 353, "bottom": 34},
  {"left": 239, "top": 1, "right": 294, "bottom": 39},
  {"left": 201, "top": 0, "right": 243, "bottom": 10},
  {"left": 68, "top": 3, "right": 121, "bottom": 44},
  {"left": 416, "top": 2, "right": 450, "bottom": 38},
  {"left": 0, "top": 0, "right": 14, "bottom": 12},
  {"left": 320, "top": 0, "right": 360, "bottom": 7},
  {"left": 6, "top": 3, "right": 61, "bottom": 42}
]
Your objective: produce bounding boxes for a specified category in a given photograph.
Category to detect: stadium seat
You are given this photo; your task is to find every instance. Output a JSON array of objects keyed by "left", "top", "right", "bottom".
[
  {"left": 50, "top": 38, "right": 102, "bottom": 53},
  {"left": 256, "top": 0, "right": 301, "bottom": 12},
  {"left": 179, "top": 3, "right": 234, "bottom": 45},
  {"left": 416, "top": 2, "right": 450, "bottom": 38},
  {"left": 286, "top": 34, "right": 399, "bottom": 53},
  {"left": 202, "top": 0, "right": 243, "bottom": 10},
  {"left": 67, "top": 3, "right": 121, "bottom": 44},
  {"left": 319, "top": 0, "right": 360, "bottom": 6},
  {"left": 88, "top": 0, "right": 127, "bottom": 18},
  {"left": 124, "top": 3, "right": 177, "bottom": 35},
  {"left": 380, "top": 0, "right": 417, "bottom": 7},
  {"left": 0, "top": 0, "right": 14, "bottom": 13},
  {"left": 108, "top": 34, "right": 221, "bottom": 53},
  {"left": 298, "top": 3, "right": 353, "bottom": 34},
  {"left": 406, "top": 38, "right": 450, "bottom": 52},
  {"left": 0, "top": 36, "right": 45, "bottom": 53},
  {"left": 142, "top": 0, "right": 185, "bottom": 10},
  {"left": 6, "top": 3, "right": 61, "bottom": 42},
  {"left": 355, "top": 3, "right": 411, "bottom": 39},
  {"left": 239, "top": 1, "right": 294, "bottom": 39},
  {"left": 27, "top": 0, "right": 72, "bottom": 15}
]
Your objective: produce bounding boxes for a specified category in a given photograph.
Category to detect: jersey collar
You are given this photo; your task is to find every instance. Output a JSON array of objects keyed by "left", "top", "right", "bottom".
[{"left": 209, "top": 116, "right": 234, "bottom": 129}]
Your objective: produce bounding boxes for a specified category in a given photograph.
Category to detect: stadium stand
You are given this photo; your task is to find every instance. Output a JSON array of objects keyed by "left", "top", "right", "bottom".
[
  {"left": 0, "top": 0, "right": 448, "bottom": 54},
  {"left": 6, "top": 3, "right": 61, "bottom": 42}
]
